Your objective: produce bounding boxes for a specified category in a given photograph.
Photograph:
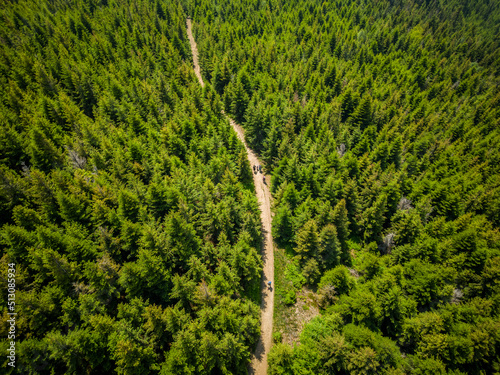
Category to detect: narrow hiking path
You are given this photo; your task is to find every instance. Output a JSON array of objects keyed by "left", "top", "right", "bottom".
[
  {"left": 186, "top": 18, "right": 274, "bottom": 375},
  {"left": 186, "top": 19, "right": 204, "bottom": 87}
]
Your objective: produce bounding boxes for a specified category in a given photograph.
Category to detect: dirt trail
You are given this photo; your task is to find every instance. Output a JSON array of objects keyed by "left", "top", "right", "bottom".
[
  {"left": 186, "top": 19, "right": 204, "bottom": 87},
  {"left": 186, "top": 18, "right": 274, "bottom": 375}
]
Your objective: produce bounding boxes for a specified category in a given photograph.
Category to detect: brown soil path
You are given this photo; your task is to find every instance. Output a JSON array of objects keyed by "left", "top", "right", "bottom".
[
  {"left": 186, "top": 19, "right": 204, "bottom": 87},
  {"left": 186, "top": 18, "right": 274, "bottom": 375}
]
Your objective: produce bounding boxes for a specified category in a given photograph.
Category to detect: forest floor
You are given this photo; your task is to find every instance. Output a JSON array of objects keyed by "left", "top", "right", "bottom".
[{"left": 186, "top": 19, "right": 275, "bottom": 375}]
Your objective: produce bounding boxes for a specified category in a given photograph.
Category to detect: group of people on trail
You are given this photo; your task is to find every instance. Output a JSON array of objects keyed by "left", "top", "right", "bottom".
[{"left": 253, "top": 164, "right": 266, "bottom": 184}]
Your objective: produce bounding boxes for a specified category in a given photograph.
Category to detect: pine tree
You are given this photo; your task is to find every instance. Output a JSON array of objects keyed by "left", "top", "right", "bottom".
[
  {"left": 230, "top": 79, "right": 249, "bottom": 123},
  {"left": 272, "top": 204, "right": 294, "bottom": 247},
  {"left": 118, "top": 190, "right": 140, "bottom": 222},
  {"left": 320, "top": 224, "right": 341, "bottom": 268},
  {"left": 362, "top": 194, "right": 387, "bottom": 243},
  {"left": 352, "top": 95, "right": 372, "bottom": 129},
  {"left": 236, "top": 148, "right": 252, "bottom": 184},
  {"left": 213, "top": 57, "right": 231, "bottom": 94},
  {"left": 244, "top": 99, "right": 267, "bottom": 152},
  {"left": 296, "top": 219, "right": 320, "bottom": 262},
  {"left": 340, "top": 88, "right": 357, "bottom": 122},
  {"left": 324, "top": 63, "right": 337, "bottom": 88},
  {"left": 29, "top": 126, "right": 63, "bottom": 171},
  {"left": 332, "top": 199, "right": 351, "bottom": 262}
]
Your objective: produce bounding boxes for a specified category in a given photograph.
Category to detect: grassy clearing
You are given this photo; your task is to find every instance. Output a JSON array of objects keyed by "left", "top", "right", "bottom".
[
  {"left": 273, "top": 247, "right": 296, "bottom": 341},
  {"left": 273, "top": 237, "right": 366, "bottom": 344},
  {"left": 273, "top": 246, "right": 320, "bottom": 345}
]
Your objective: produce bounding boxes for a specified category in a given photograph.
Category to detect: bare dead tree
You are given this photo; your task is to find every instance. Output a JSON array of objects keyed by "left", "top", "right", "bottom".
[
  {"left": 337, "top": 143, "right": 346, "bottom": 157},
  {"left": 380, "top": 232, "right": 396, "bottom": 254},
  {"left": 397, "top": 196, "right": 413, "bottom": 211},
  {"left": 68, "top": 148, "right": 87, "bottom": 169}
]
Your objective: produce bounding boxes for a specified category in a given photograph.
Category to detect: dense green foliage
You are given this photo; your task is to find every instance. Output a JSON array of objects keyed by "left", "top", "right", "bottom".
[
  {"left": 2, "top": 0, "right": 500, "bottom": 373},
  {"left": 0, "top": 0, "right": 262, "bottom": 373},
  {"left": 186, "top": 0, "right": 500, "bottom": 373}
]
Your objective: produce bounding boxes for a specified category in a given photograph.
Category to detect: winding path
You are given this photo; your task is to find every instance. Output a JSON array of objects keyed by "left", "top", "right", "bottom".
[{"left": 186, "top": 18, "right": 274, "bottom": 375}]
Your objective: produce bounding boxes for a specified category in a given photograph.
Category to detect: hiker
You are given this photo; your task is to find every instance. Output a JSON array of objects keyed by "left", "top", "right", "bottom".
[
  {"left": 268, "top": 281, "right": 272, "bottom": 289},
  {"left": 259, "top": 165, "right": 262, "bottom": 173},
  {"left": 263, "top": 176, "right": 266, "bottom": 184},
  {"left": 253, "top": 165, "right": 256, "bottom": 173}
]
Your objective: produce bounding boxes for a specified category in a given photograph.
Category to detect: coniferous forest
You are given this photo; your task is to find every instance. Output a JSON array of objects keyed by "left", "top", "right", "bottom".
[
  {"left": 1, "top": 0, "right": 500, "bottom": 374},
  {"left": 0, "top": 0, "right": 263, "bottom": 373}
]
